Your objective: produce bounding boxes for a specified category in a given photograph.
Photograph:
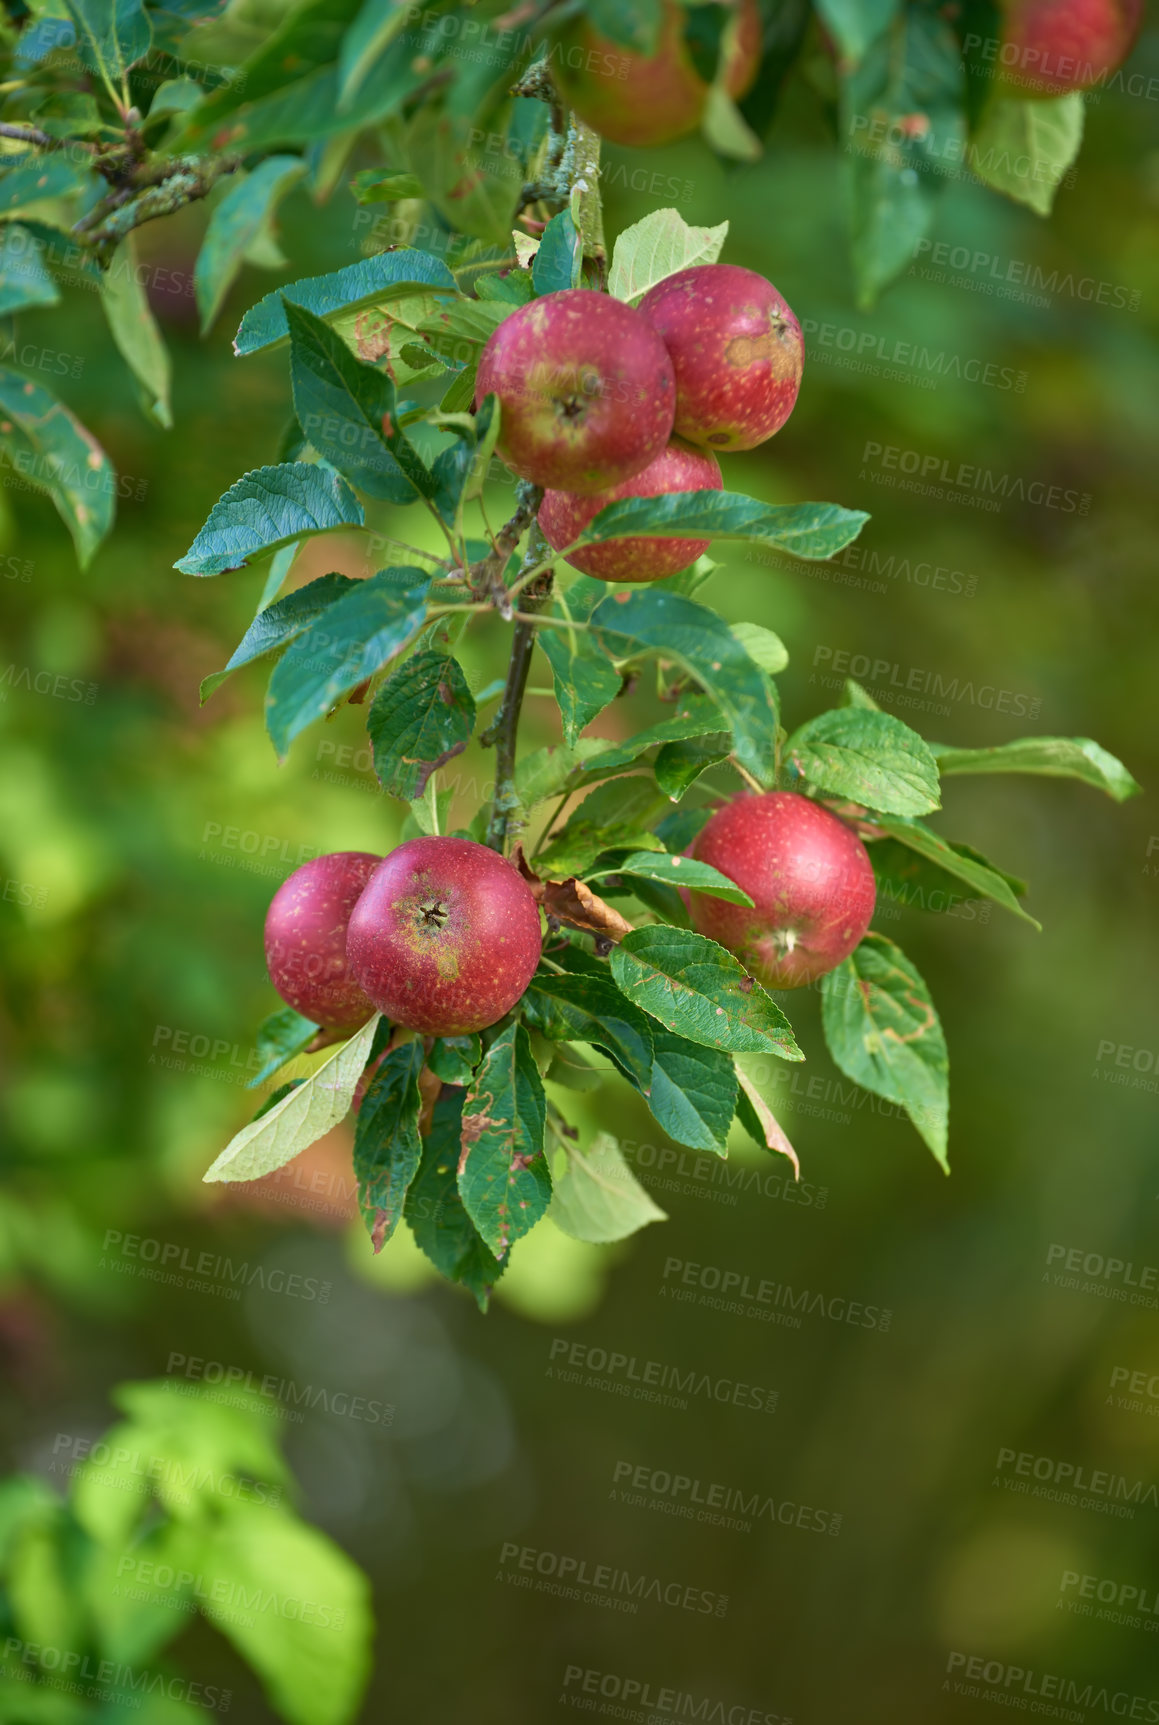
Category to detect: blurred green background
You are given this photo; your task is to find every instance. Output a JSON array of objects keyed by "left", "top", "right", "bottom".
[{"left": 2, "top": 25, "right": 1158, "bottom": 1720}]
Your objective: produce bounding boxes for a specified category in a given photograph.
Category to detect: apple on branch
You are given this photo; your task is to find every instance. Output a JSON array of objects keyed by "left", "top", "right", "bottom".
[{"left": 264, "top": 851, "right": 381, "bottom": 1029}]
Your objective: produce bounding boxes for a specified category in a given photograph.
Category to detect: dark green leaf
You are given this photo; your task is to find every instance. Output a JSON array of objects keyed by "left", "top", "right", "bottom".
[
  {"left": 353, "top": 1040, "right": 424, "bottom": 1251},
  {"left": 933, "top": 736, "right": 1140, "bottom": 802},
  {"left": 265, "top": 567, "right": 430, "bottom": 758},
  {"left": 550, "top": 1131, "right": 667, "bottom": 1242},
  {"left": 0, "top": 367, "right": 114, "bottom": 568},
  {"left": 869, "top": 836, "right": 1026, "bottom": 920},
  {"left": 430, "top": 393, "right": 501, "bottom": 526},
  {"left": 458, "top": 1023, "right": 551, "bottom": 1259},
  {"left": 821, "top": 932, "right": 949, "bottom": 1168},
  {"left": 414, "top": 297, "right": 512, "bottom": 371},
  {"left": 195, "top": 156, "right": 307, "bottom": 334},
  {"left": 405, "top": 1086, "right": 504, "bottom": 1310},
  {"left": 0, "top": 224, "right": 59, "bottom": 315},
  {"left": 338, "top": 0, "right": 414, "bottom": 108},
  {"left": 532, "top": 210, "right": 583, "bottom": 294},
  {"left": 522, "top": 972, "right": 654, "bottom": 1087},
  {"left": 174, "top": 0, "right": 362, "bottom": 138},
  {"left": 175, "top": 463, "right": 364, "bottom": 576},
  {"left": 534, "top": 778, "right": 671, "bottom": 876},
  {"left": 101, "top": 234, "right": 172, "bottom": 428},
  {"left": 785, "top": 707, "right": 941, "bottom": 816},
  {"left": 655, "top": 805, "right": 714, "bottom": 854},
  {"left": 405, "top": 101, "right": 520, "bottom": 247},
  {"left": 0, "top": 155, "right": 88, "bottom": 215},
  {"left": 350, "top": 168, "right": 425, "bottom": 202},
  {"left": 575, "top": 697, "right": 732, "bottom": 781},
  {"left": 247, "top": 1008, "right": 319, "bottom": 1090},
  {"left": 611, "top": 926, "right": 802, "bottom": 1059},
  {"left": 871, "top": 817, "right": 1040, "bottom": 927},
  {"left": 201, "top": 573, "right": 358, "bottom": 703},
  {"left": 654, "top": 733, "right": 732, "bottom": 798},
  {"left": 286, "top": 298, "right": 431, "bottom": 501},
  {"left": 814, "top": 0, "right": 899, "bottom": 62},
  {"left": 591, "top": 851, "right": 754, "bottom": 906},
  {"left": 64, "top": 0, "right": 151, "bottom": 85},
  {"left": 645, "top": 1030, "right": 738, "bottom": 1153},
  {"left": 538, "top": 575, "right": 622, "bottom": 745},
  {"left": 367, "top": 650, "right": 476, "bottom": 801},
  {"left": 591, "top": 590, "right": 780, "bottom": 784},
  {"left": 427, "top": 1035, "right": 483, "bottom": 1086},
  {"left": 475, "top": 269, "right": 535, "bottom": 305},
  {"left": 234, "top": 249, "right": 457, "bottom": 356},
  {"left": 578, "top": 490, "right": 868, "bottom": 562}
]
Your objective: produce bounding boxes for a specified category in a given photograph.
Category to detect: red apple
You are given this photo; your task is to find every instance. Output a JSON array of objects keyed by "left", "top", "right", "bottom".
[
  {"left": 637, "top": 264, "right": 804, "bottom": 452},
  {"left": 688, "top": 792, "right": 876, "bottom": 989},
  {"left": 537, "top": 438, "right": 722, "bottom": 583},
  {"left": 547, "top": 0, "right": 762, "bottom": 149},
  {"left": 264, "top": 851, "right": 380, "bottom": 1027},
  {"left": 476, "top": 291, "right": 675, "bottom": 495},
  {"left": 995, "top": 0, "right": 1142, "bottom": 95},
  {"left": 346, "top": 836, "right": 542, "bottom": 1035}
]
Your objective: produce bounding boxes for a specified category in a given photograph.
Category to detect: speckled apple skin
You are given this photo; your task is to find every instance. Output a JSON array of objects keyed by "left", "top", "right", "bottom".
[
  {"left": 476, "top": 291, "right": 675, "bottom": 495},
  {"left": 537, "top": 439, "right": 722, "bottom": 583},
  {"left": 548, "top": 0, "right": 762, "bottom": 148},
  {"left": 346, "top": 836, "right": 543, "bottom": 1035},
  {"left": 689, "top": 793, "right": 876, "bottom": 989},
  {"left": 264, "top": 851, "right": 380, "bottom": 1027},
  {"left": 638, "top": 264, "right": 804, "bottom": 453},
  {"left": 997, "top": 0, "right": 1141, "bottom": 94}
]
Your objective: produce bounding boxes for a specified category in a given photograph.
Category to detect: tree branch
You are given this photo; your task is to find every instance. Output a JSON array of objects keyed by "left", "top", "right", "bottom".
[{"left": 482, "top": 529, "right": 554, "bottom": 854}]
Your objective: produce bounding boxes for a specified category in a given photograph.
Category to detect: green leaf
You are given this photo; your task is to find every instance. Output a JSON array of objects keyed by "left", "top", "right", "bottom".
[
  {"left": 550, "top": 1132, "right": 667, "bottom": 1243},
  {"left": 578, "top": 489, "right": 868, "bottom": 562},
  {"left": 514, "top": 739, "right": 612, "bottom": 809},
  {"left": 645, "top": 1029, "right": 738, "bottom": 1153},
  {"left": 101, "top": 234, "right": 173, "bottom": 428},
  {"left": 0, "top": 154, "right": 89, "bottom": 215},
  {"left": 427, "top": 1035, "right": 482, "bottom": 1086},
  {"left": 785, "top": 707, "right": 940, "bottom": 816},
  {"left": 285, "top": 297, "right": 430, "bottom": 501},
  {"left": 535, "top": 777, "right": 672, "bottom": 876},
  {"left": 458, "top": 1022, "right": 551, "bottom": 1259},
  {"left": 203, "top": 1014, "right": 380, "bottom": 1183},
  {"left": 871, "top": 816, "right": 1040, "bottom": 927},
  {"left": 654, "top": 732, "right": 731, "bottom": 798},
  {"left": 969, "top": 92, "right": 1083, "bottom": 217},
  {"left": 702, "top": 84, "right": 762, "bottom": 161},
  {"left": 405, "top": 1086, "right": 503, "bottom": 1309},
  {"left": 414, "top": 297, "right": 512, "bottom": 370},
  {"left": 729, "top": 621, "right": 789, "bottom": 676},
  {"left": 203, "top": 1499, "right": 372, "bottom": 1725},
  {"left": 532, "top": 210, "right": 583, "bottom": 294},
  {"left": 0, "top": 367, "right": 114, "bottom": 568},
  {"left": 734, "top": 1063, "right": 799, "bottom": 1172},
  {"left": 523, "top": 972, "right": 654, "bottom": 1087},
  {"left": 247, "top": 1007, "right": 319, "bottom": 1090},
  {"left": 869, "top": 835, "right": 1027, "bottom": 920},
  {"left": 611, "top": 926, "right": 802, "bottom": 1059},
  {"left": 591, "top": 589, "right": 780, "bottom": 784},
  {"left": 195, "top": 156, "right": 307, "bottom": 334},
  {"left": 840, "top": 6, "right": 965, "bottom": 307},
  {"left": 350, "top": 168, "right": 425, "bottom": 202},
  {"left": 404, "top": 101, "right": 519, "bottom": 247},
  {"left": 338, "top": 0, "right": 414, "bottom": 108},
  {"left": 607, "top": 207, "right": 729, "bottom": 304},
  {"left": 574, "top": 697, "right": 732, "bottom": 781},
  {"left": 0, "top": 225, "right": 59, "bottom": 316},
  {"left": 266, "top": 568, "right": 430, "bottom": 758},
  {"left": 430, "top": 392, "right": 502, "bottom": 526},
  {"left": 352, "top": 1040, "right": 424, "bottom": 1251},
  {"left": 821, "top": 932, "right": 949, "bottom": 1168},
  {"left": 842, "top": 676, "right": 881, "bottom": 710},
  {"left": 539, "top": 627, "right": 622, "bottom": 747},
  {"left": 173, "top": 0, "right": 363, "bottom": 141},
  {"left": 201, "top": 572, "right": 358, "bottom": 702},
  {"left": 933, "top": 736, "right": 1140, "bottom": 802},
  {"left": 64, "top": 0, "right": 151, "bottom": 88},
  {"left": 591, "top": 851, "right": 755, "bottom": 906},
  {"left": 367, "top": 650, "right": 475, "bottom": 801},
  {"left": 234, "top": 249, "right": 457, "bottom": 356},
  {"left": 814, "top": 0, "right": 899, "bottom": 62},
  {"left": 175, "top": 464, "right": 364, "bottom": 576}
]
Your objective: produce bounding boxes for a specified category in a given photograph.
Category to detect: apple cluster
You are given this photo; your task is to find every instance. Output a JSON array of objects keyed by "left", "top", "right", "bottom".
[
  {"left": 476, "top": 263, "right": 804, "bottom": 585},
  {"left": 263, "top": 790, "right": 877, "bottom": 1041}
]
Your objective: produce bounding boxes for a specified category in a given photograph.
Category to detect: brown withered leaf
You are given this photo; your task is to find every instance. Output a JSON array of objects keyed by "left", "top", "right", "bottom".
[
  {"left": 737, "top": 1069, "right": 800, "bottom": 1178},
  {"left": 510, "top": 846, "right": 632, "bottom": 945}
]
